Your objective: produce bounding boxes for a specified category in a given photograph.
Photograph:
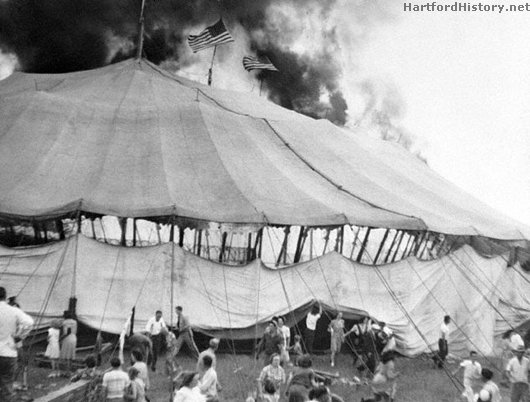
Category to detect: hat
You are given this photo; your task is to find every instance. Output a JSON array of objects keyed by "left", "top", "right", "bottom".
[{"left": 513, "top": 344, "right": 526, "bottom": 352}]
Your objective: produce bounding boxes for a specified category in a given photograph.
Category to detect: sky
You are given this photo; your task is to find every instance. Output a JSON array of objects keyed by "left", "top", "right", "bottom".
[
  {"left": 0, "top": 0, "right": 528, "bottom": 227},
  {"left": 349, "top": 1, "right": 530, "bottom": 226}
]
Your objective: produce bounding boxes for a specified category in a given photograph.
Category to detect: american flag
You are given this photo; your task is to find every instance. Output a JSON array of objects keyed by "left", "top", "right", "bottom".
[
  {"left": 187, "top": 19, "right": 234, "bottom": 53},
  {"left": 242, "top": 55, "right": 279, "bottom": 72}
]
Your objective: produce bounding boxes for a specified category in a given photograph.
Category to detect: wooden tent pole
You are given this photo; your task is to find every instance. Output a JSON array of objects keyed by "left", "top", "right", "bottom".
[
  {"left": 219, "top": 232, "right": 227, "bottom": 263},
  {"left": 119, "top": 218, "right": 127, "bottom": 246},
  {"left": 133, "top": 218, "right": 137, "bottom": 246},
  {"left": 178, "top": 226, "right": 184, "bottom": 248},
  {"left": 383, "top": 230, "right": 399, "bottom": 263},
  {"left": 197, "top": 229, "right": 202, "bottom": 257},
  {"left": 246, "top": 232, "right": 252, "bottom": 263},
  {"left": 349, "top": 226, "right": 360, "bottom": 259},
  {"left": 294, "top": 226, "right": 306, "bottom": 263},
  {"left": 356, "top": 227, "right": 372, "bottom": 263},
  {"left": 390, "top": 231, "right": 406, "bottom": 263},
  {"left": 136, "top": 0, "right": 146, "bottom": 60},
  {"left": 373, "top": 229, "right": 390, "bottom": 264}
]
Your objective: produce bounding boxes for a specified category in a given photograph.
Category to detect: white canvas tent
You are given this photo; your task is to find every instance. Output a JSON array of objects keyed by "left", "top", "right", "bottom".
[
  {"left": 0, "top": 58, "right": 530, "bottom": 359},
  {"left": 1, "top": 235, "right": 529, "bottom": 357},
  {"left": 0, "top": 59, "right": 528, "bottom": 239}
]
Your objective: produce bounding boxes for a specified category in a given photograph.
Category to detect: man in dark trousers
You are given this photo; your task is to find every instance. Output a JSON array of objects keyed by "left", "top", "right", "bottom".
[
  {"left": 145, "top": 310, "right": 167, "bottom": 371},
  {"left": 171, "top": 306, "right": 200, "bottom": 360},
  {"left": 436, "top": 315, "right": 451, "bottom": 368}
]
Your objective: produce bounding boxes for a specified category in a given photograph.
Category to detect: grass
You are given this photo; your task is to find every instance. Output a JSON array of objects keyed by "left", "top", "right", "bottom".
[{"left": 22, "top": 350, "right": 512, "bottom": 401}]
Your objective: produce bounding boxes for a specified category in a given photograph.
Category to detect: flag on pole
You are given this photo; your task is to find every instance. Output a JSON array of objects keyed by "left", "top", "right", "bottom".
[
  {"left": 242, "top": 55, "right": 279, "bottom": 72},
  {"left": 187, "top": 19, "right": 234, "bottom": 53}
]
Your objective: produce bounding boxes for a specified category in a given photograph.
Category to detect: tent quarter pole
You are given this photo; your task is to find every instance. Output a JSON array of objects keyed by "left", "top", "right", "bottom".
[
  {"left": 383, "top": 230, "right": 399, "bottom": 263},
  {"left": 373, "top": 229, "right": 390, "bottom": 264},
  {"left": 294, "top": 226, "right": 306, "bottom": 263},
  {"left": 390, "top": 230, "right": 406, "bottom": 263},
  {"left": 356, "top": 227, "right": 372, "bottom": 263},
  {"left": 219, "top": 231, "right": 228, "bottom": 262}
]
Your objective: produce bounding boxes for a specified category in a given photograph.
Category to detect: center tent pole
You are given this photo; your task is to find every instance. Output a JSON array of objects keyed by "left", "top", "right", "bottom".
[{"left": 208, "top": 45, "right": 218, "bottom": 86}]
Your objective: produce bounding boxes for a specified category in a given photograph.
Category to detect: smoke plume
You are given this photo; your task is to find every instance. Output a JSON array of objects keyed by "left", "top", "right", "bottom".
[{"left": 0, "top": 0, "right": 422, "bottom": 152}]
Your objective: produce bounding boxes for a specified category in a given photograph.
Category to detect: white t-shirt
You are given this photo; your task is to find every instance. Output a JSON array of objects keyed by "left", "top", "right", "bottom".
[
  {"left": 460, "top": 359, "right": 482, "bottom": 387},
  {"left": 439, "top": 323, "right": 449, "bottom": 340},
  {"left": 145, "top": 317, "right": 167, "bottom": 335},
  {"left": 506, "top": 356, "right": 530, "bottom": 383},
  {"left": 306, "top": 313, "right": 321, "bottom": 331}
]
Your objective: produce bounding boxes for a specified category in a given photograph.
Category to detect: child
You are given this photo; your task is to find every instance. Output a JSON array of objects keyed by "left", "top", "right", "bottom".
[
  {"left": 45, "top": 319, "right": 62, "bottom": 378},
  {"left": 288, "top": 335, "right": 303, "bottom": 364},
  {"left": 262, "top": 380, "right": 279, "bottom": 402}
]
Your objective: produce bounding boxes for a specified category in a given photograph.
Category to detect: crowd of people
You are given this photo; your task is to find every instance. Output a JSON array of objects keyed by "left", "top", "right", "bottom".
[{"left": 4, "top": 288, "right": 530, "bottom": 402}]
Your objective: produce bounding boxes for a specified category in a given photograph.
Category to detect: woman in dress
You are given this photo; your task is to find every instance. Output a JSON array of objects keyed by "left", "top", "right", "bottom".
[
  {"left": 174, "top": 371, "right": 205, "bottom": 402},
  {"left": 371, "top": 352, "right": 399, "bottom": 402},
  {"left": 259, "top": 353, "right": 286, "bottom": 400},
  {"left": 45, "top": 319, "right": 61, "bottom": 377},
  {"left": 328, "top": 312, "right": 345, "bottom": 367},
  {"left": 60, "top": 311, "right": 77, "bottom": 373}
]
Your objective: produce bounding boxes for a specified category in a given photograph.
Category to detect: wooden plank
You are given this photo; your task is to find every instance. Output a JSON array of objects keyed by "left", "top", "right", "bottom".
[{"left": 33, "top": 380, "right": 89, "bottom": 402}]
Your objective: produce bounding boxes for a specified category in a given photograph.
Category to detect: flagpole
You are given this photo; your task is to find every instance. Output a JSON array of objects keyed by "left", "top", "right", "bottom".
[
  {"left": 208, "top": 45, "right": 218, "bottom": 86},
  {"left": 259, "top": 78, "right": 263, "bottom": 96},
  {"left": 136, "top": 0, "right": 147, "bottom": 60}
]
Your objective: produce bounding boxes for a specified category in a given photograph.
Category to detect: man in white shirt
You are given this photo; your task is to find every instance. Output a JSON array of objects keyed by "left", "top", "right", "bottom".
[
  {"left": 452, "top": 350, "right": 481, "bottom": 402},
  {"left": 198, "top": 354, "right": 219, "bottom": 402},
  {"left": 102, "top": 357, "right": 129, "bottom": 401},
  {"left": 505, "top": 344, "right": 530, "bottom": 401},
  {"left": 145, "top": 310, "right": 167, "bottom": 371},
  {"left": 305, "top": 302, "right": 322, "bottom": 355},
  {"left": 0, "top": 287, "right": 34, "bottom": 402},
  {"left": 277, "top": 317, "right": 291, "bottom": 364},
  {"left": 436, "top": 315, "right": 451, "bottom": 369},
  {"left": 478, "top": 368, "right": 501, "bottom": 402}
]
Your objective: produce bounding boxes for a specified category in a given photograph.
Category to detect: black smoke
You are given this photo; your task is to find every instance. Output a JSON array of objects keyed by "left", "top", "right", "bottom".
[{"left": 0, "top": 0, "right": 347, "bottom": 125}]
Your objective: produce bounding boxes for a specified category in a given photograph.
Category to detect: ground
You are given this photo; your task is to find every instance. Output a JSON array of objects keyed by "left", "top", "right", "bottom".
[{"left": 20, "top": 350, "right": 513, "bottom": 401}]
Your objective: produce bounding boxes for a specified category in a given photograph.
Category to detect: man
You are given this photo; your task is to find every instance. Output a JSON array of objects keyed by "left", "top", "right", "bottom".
[
  {"left": 277, "top": 317, "right": 291, "bottom": 365},
  {"left": 127, "top": 331, "right": 153, "bottom": 367},
  {"left": 505, "top": 344, "right": 530, "bottom": 401},
  {"left": 172, "top": 305, "right": 200, "bottom": 359},
  {"left": 305, "top": 303, "right": 322, "bottom": 355},
  {"left": 436, "top": 315, "right": 451, "bottom": 368},
  {"left": 197, "top": 338, "right": 222, "bottom": 393},
  {"left": 145, "top": 310, "right": 167, "bottom": 371},
  {"left": 478, "top": 368, "right": 501, "bottom": 402},
  {"left": 0, "top": 287, "right": 34, "bottom": 402},
  {"left": 198, "top": 354, "right": 219, "bottom": 402},
  {"left": 197, "top": 338, "right": 220, "bottom": 371},
  {"left": 101, "top": 356, "right": 129, "bottom": 401},
  {"left": 256, "top": 321, "right": 284, "bottom": 366},
  {"left": 452, "top": 350, "right": 481, "bottom": 402}
]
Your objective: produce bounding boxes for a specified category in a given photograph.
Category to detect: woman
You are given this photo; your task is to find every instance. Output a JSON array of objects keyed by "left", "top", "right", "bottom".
[
  {"left": 174, "top": 371, "right": 205, "bottom": 402},
  {"left": 277, "top": 317, "right": 291, "bottom": 364},
  {"left": 328, "top": 312, "right": 345, "bottom": 367},
  {"left": 286, "top": 355, "right": 319, "bottom": 400},
  {"left": 124, "top": 366, "right": 146, "bottom": 402},
  {"left": 371, "top": 352, "right": 399, "bottom": 402},
  {"left": 45, "top": 319, "right": 62, "bottom": 377},
  {"left": 60, "top": 311, "right": 78, "bottom": 373},
  {"left": 259, "top": 353, "right": 286, "bottom": 399}
]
